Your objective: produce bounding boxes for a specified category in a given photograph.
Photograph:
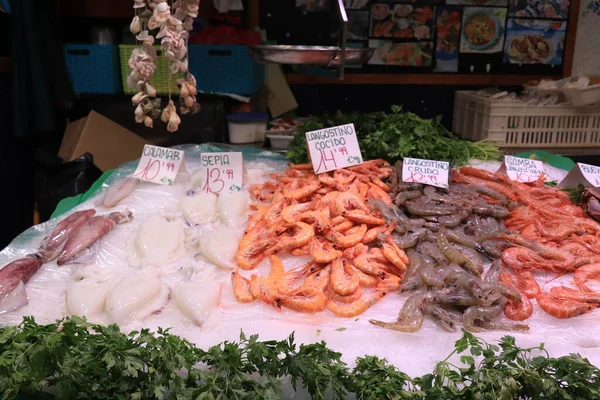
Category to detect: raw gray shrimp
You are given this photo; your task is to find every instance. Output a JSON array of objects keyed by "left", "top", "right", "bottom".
[
  {"left": 417, "top": 241, "right": 447, "bottom": 266},
  {"left": 370, "top": 292, "right": 430, "bottom": 333},
  {"left": 477, "top": 320, "right": 529, "bottom": 332},
  {"left": 419, "top": 255, "right": 445, "bottom": 288},
  {"left": 430, "top": 288, "right": 486, "bottom": 306},
  {"left": 405, "top": 202, "right": 458, "bottom": 217},
  {"left": 438, "top": 210, "right": 471, "bottom": 227},
  {"left": 446, "top": 228, "right": 484, "bottom": 250},
  {"left": 471, "top": 184, "right": 510, "bottom": 204},
  {"left": 401, "top": 249, "right": 425, "bottom": 292},
  {"left": 437, "top": 227, "right": 483, "bottom": 276},
  {"left": 395, "top": 190, "right": 422, "bottom": 206},
  {"left": 471, "top": 204, "right": 509, "bottom": 218},
  {"left": 422, "top": 303, "right": 462, "bottom": 332},
  {"left": 484, "top": 259, "right": 502, "bottom": 284},
  {"left": 481, "top": 240, "right": 503, "bottom": 259},
  {"left": 386, "top": 228, "right": 427, "bottom": 249},
  {"left": 423, "top": 186, "right": 464, "bottom": 205},
  {"left": 463, "top": 298, "right": 508, "bottom": 333}
]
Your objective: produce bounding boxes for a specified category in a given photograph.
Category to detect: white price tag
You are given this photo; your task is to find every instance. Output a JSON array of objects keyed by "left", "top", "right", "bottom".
[
  {"left": 402, "top": 158, "right": 450, "bottom": 188},
  {"left": 199, "top": 152, "right": 243, "bottom": 194},
  {"left": 305, "top": 123, "right": 363, "bottom": 174},
  {"left": 559, "top": 162, "right": 600, "bottom": 188},
  {"left": 498, "top": 156, "right": 544, "bottom": 183},
  {"left": 132, "top": 145, "right": 184, "bottom": 185}
]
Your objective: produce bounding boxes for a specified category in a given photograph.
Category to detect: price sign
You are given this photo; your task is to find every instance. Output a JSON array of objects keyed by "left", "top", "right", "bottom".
[
  {"left": 199, "top": 152, "right": 243, "bottom": 194},
  {"left": 132, "top": 144, "right": 184, "bottom": 185},
  {"left": 402, "top": 158, "right": 450, "bottom": 189},
  {"left": 305, "top": 123, "right": 363, "bottom": 174},
  {"left": 559, "top": 162, "right": 600, "bottom": 188},
  {"left": 498, "top": 156, "right": 545, "bottom": 183}
]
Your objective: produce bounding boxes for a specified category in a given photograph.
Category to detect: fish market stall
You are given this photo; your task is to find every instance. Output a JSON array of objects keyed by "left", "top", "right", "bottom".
[{"left": 1, "top": 124, "right": 600, "bottom": 398}]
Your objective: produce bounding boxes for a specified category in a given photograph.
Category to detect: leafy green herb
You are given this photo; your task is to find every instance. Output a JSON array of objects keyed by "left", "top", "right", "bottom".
[
  {"left": 335, "top": 327, "right": 346, "bottom": 332},
  {"left": 563, "top": 183, "right": 587, "bottom": 204},
  {"left": 1, "top": 318, "right": 599, "bottom": 400},
  {"left": 286, "top": 106, "right": 502, "bottom": 167}
]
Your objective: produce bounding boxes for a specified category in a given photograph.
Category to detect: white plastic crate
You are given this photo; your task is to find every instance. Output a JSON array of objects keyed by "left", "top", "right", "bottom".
[{"left": 453, "top": 91, "right": 600, "bottom": 153}]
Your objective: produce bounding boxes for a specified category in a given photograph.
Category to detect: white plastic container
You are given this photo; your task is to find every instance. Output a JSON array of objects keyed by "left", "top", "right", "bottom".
[
  {"left": 227, "top": 113, "right": 268, "bottom": 144},
  {"left": 563, "top": 85, "right": 600, "bottom": 107},
  {"left": 267, "top": 133, "right": 294, "bottom": 150},
  {"left": 453, "top": 90, "right": 600, "bottom": 154}
]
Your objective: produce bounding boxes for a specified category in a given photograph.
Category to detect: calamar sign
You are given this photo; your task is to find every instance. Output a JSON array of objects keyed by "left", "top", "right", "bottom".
[{"left": 133, "top": 145, "right": 184, "bottom": 185}]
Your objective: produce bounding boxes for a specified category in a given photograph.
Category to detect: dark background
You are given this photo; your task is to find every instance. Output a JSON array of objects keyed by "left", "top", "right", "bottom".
[{"left": 0, "top": 1, "right": 597, "bottom": 249}]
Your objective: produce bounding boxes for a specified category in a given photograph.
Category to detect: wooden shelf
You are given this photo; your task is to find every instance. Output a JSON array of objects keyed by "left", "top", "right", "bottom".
[
  {"left": 0, "top": 57, "right": 10, "bottom": 74},
  {"left": 285, "top": 73, "right": 554, "bottom": 86}
]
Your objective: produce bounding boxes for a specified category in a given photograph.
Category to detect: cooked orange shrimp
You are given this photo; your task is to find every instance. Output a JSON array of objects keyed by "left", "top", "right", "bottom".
[
  {"left": 318, "top": 174, "right": 345, "bottom": 190},
  {"left": 366, "top": 185, "right": 392, "bottom": 206},
  {"left": 377, "top": 274, "right": 402, "bottom": 292},
  {"left": 384, "top": 236, "right": 410, "bottom": 265},
  {"left": 299, "top": 210, "right": 331, "bottom": 232},
  {"left": 310, "top": 238, "right": 342, "bottom": 264},
  {"left": 250, "top": 275, "right": 281, "bottom": 311},
  {"left": 347, "top": 263, "right": 380, "bottom": 287},
  {"left": 290, "top": 244, "right": 312, "bottom": 256},
  {"left": 334, "top": 192, "right": 370, "bottom": 216},
  {"left": 369, "top": 177, "right": 389, "bottom": 191},
  {"left": 574, "top": 263, "right": 600, "bottom": 293},
  {"left": 344, "top": 211, "right": 385, "bottom": 226},
  {"left": 332, "top": 219, "right": 354, "bottom": 232},
  {"left": 268, "top": 222, "right": 315, "bottom": 254},
  {"left": 276, "top": 262, "right": 315, "bottom": 296},
  {"left": 536, "top": 292, "right": 596, "bottom": 319},
  {"left": 284, "top": 181, "right": 321, "bottom": 200},
  {"left": 289, "top": 162, "right": 313, "bottom": 170},
  {"left": 504, "top": 293, "right": 532, "bottom": 321},
  {"left": 459, "top": 166, "right": 507, "bottom": 183},
  {"left": 343, "top": 243, "right": 368, "bottom": 260},
  {"left": 329, "top": 285, "right": 362, "bottom": 304},
  {"left": 550, "top": 286, "right": 600, "bottom": 304},
  {"left": 236, "top": 236, "right": 277, "bottom": 270},
  {"left": 326, "top": 224, "right": 368, "bottom": 248},
  {"left": 362, "top": 222, "right": 396, "bottom": 244},
  {"left": 280, "top": 291, "right": 328, "bottom": 313},
  {"left": 231, "top": 271, "right": 255, "bottom": 303},
  {"left": 327, "top": 291, "right": 386, "bottom": 318},
  {"left": 330, "top": 259, "right": 360, "bottom": 296},
  {"left": 501, "top": 247, "right": 552, "bottom": 272},
  {"left": 382, "top": 243, "right": 407, "bottom": 274},
  {"left": 281, "top": 202, "right": 314, "bottom": 223},
  {"left": 353, "top": 253, "right": 389, "bottom": 277},
  {"left": 250, "top": 184, "right": 274, "bottom": 202},
  {"left": 516, "top": 271, "right": 541, "bottom": 299}
]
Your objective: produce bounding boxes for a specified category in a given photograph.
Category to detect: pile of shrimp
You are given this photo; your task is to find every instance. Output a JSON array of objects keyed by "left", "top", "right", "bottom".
[
  {"left": 230, "top": 160, "right": 410, "bottom": 318},
  {"left": 453, "top": 167, "right": 600, "bottom": 320},
  {"left": 366, "top": 162, "right": 525, "bottom": 333}
]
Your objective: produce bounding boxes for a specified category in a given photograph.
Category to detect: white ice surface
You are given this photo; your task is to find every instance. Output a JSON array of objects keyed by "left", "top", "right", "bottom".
[{"left": 0, "top": 148, "right": 599, "bottom": 395}]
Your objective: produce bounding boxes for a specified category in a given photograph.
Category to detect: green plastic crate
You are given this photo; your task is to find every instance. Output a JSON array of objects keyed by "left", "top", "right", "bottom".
[{"left": 119, "top": 44, "right": 184, "bottom": 95}]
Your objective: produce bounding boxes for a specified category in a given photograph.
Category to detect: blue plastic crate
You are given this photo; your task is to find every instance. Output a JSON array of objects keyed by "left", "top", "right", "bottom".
[
  {"left": 64, "top": 44, "right": 121, "bottom": 94},
  {"left": 189, "top": 45, "right": 264, "bottom": 95}
]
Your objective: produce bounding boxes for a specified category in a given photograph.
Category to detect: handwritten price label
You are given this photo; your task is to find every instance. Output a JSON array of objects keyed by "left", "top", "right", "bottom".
[
  {"left": 199, "top": 152, "right": 243, "bottom": 194},
  {"left": 499, "top": 156, "right": 544, "bottom": 183},
  {"left": 577, "top": 162, "right": 600, "bottom": 187},
  {"left": 132, "top": 145, "right": 184, "bottom": 185},
  {"left": 305, "top": 123, "right": 363, "bottom": 174},
  {"left": 402, "top": 158, "right": 450, "bottom": 188}
]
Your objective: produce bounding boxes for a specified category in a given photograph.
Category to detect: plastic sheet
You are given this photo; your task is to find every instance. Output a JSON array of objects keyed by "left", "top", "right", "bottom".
[{"left": 1, "top": 146, "right": 599, "bottom": 388}]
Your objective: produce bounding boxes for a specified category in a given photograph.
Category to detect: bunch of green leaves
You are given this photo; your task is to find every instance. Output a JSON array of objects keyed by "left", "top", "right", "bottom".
[
  {"left": 1, "top": 317, "right": 599, "bottom": 400},
  {"left": 286, "top": 106, "right": 502, "bottom": 167}
]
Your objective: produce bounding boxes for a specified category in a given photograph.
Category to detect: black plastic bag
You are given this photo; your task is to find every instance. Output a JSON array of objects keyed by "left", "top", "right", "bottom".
[{"left": 34, "top": 152, "right": 102, "bottom": 222}]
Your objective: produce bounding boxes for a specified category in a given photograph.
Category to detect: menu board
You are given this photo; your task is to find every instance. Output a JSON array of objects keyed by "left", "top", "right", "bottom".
[{"left": 283, "top": 0, "right": 573, "bottom": 76}]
